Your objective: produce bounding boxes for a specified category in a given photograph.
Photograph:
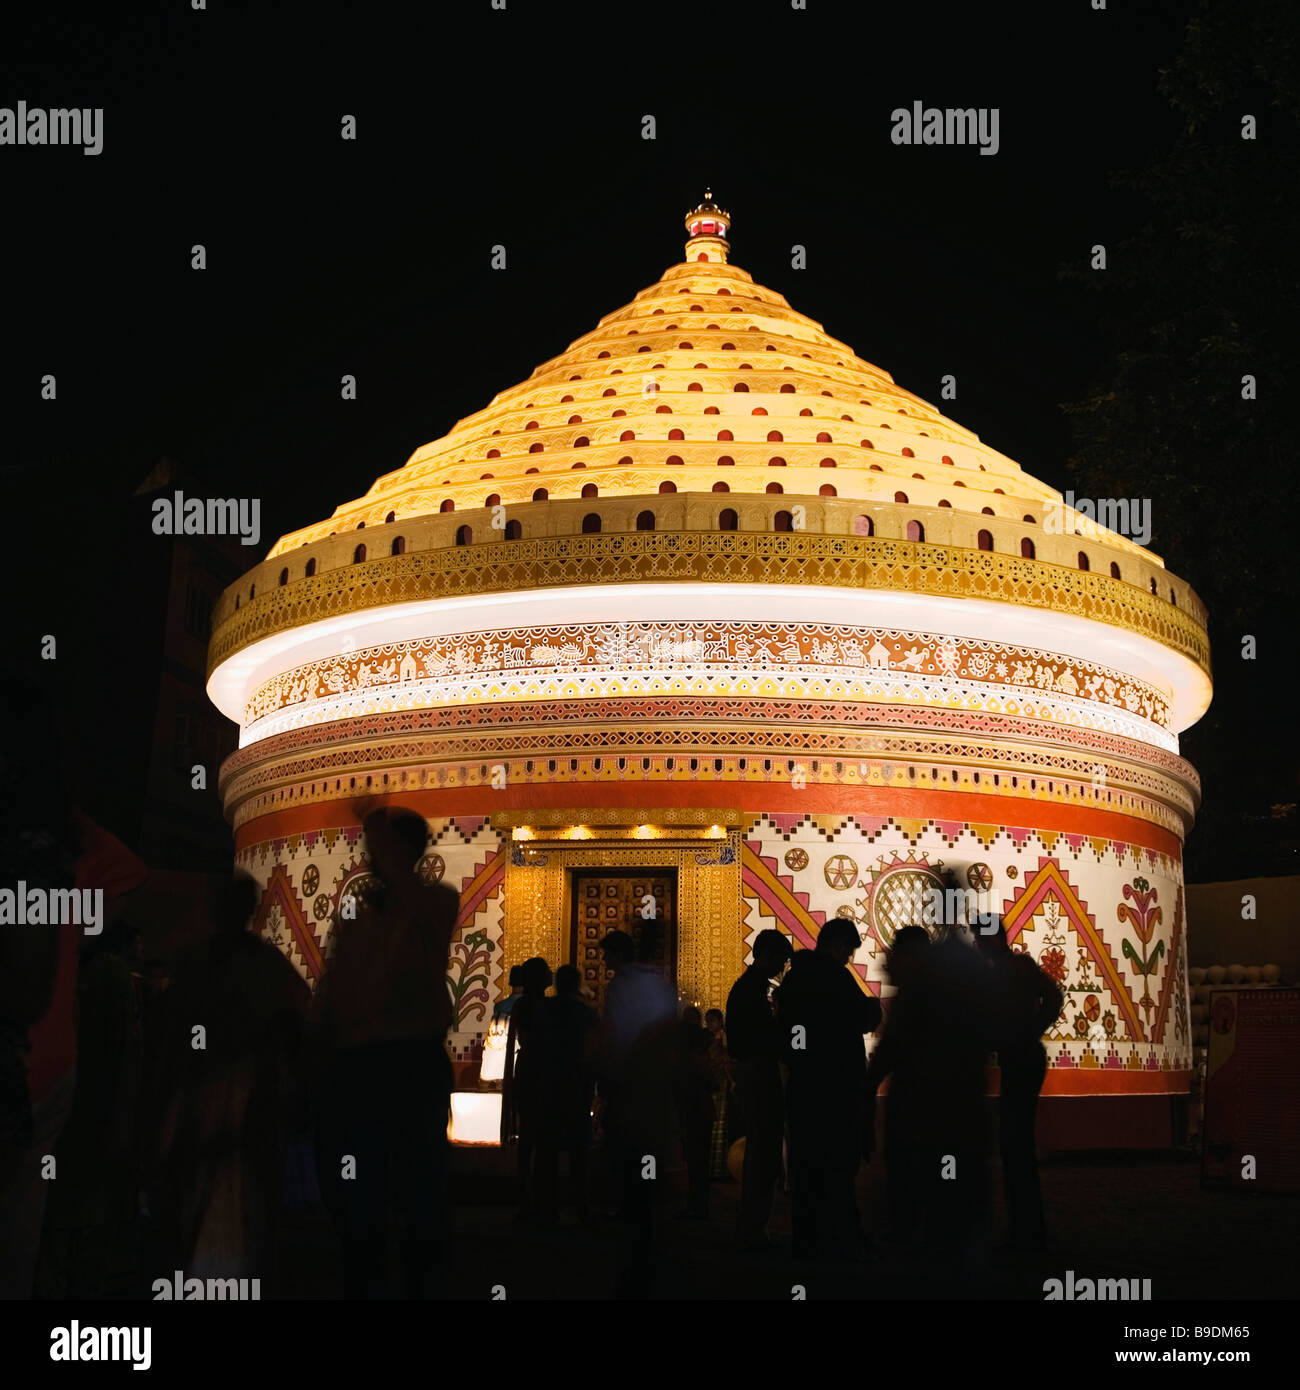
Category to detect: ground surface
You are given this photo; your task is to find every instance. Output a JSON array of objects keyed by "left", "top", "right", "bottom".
[{"left": 272, "top": 1148, "right": 1298, "bottom": 1302}]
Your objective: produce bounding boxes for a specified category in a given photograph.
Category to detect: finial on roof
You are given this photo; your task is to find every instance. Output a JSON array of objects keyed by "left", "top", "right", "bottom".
[{"left": 684, "top": 190, "right": 730, "bottom": 264}]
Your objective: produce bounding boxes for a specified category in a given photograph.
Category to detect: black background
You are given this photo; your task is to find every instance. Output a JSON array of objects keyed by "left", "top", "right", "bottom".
[{"left": 2, "top": 0, "right": 1295, "bottom": 879}]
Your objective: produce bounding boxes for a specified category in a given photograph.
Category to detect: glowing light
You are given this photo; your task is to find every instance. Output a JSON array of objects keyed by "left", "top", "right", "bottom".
[{"left": 449, "top": 1091, "right": 501, "bottom": 1145}]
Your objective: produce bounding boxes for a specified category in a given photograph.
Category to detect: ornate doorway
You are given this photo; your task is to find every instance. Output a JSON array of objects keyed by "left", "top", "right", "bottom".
[{"left": 570, "top": 867, "right": 677, "bottom": 1007}]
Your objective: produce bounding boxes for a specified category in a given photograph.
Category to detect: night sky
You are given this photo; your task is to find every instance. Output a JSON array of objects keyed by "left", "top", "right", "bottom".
[{"left": 4, "top": 1, "right": 1293, "bottom": 879}]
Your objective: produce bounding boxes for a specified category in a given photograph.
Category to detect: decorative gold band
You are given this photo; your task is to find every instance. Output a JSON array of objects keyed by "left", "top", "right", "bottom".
[{"left": 208, "top": 531, "right": 1211, "bottom": 678}]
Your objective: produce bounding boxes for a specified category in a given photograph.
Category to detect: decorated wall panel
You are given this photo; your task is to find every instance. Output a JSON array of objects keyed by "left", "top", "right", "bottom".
[
  {"left": 738, "top": 812, "right": 1191, "bottom": 1092},
  {"left": 237, "top": 815, "right": 506, "bottom": 1060}
]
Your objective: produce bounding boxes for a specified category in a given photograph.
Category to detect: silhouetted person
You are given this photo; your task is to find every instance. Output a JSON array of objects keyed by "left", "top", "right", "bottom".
[
  {"left": 503, "top": 955, "right": 552, "bottom": 1215},
  {"left": 776, "top": 918, "right": 882, "bottom": 1261},
  {"left": 976, "top": 915, "right": 1063, "bottom": 1251},
  {"left": 533, "top": 964, "right": 597, "bottom": 1223},
  {"left": 726, "top": 928, "right": 792, "bottom": 1252},
  {"left": 313, "top": 807, "right": 457, "bottom": 1298},
  {"left": 864, "top": 924, "right": 931, "bottom": 1245},
  {"left": 703, "top": 1007, "right": 730, "bottom": 1177},
  {"left": 147, "top": 872, "right": 309, "bottom": 1288},
  {"left": 0, "top": 700, "right": 83, "bottom": 1298},
  {"left": 0, "top": 672, "right": 148, "bottom": 1299},
  {"left": 916, "top": 916, "right": 996, "bottom": 1264},
  {"left": 494, "top": 964, "right": 524, "bottom": 1022},
  {"left": 596, "top": 927, "right": 676, "bottom": 1295},
  {"left": 672, "top": 1006, "right": 715, "bottom": 1219},
  {"left": 35, "top": 919, "right": 144, "bottom": 1298}
]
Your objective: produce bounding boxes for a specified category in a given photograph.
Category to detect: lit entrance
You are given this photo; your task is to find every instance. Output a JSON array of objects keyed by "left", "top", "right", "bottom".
[{"left": 569, "top": 866, "right": 677, "bottom": 1007}]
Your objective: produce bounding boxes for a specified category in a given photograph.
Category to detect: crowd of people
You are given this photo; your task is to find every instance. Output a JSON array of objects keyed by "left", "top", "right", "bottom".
[
  {"left": 497, "top": 889, "right": 1065, "bottom": 1281},
  {"left": 2, "top": 771, "right": 1065, "bottom": 1297}
]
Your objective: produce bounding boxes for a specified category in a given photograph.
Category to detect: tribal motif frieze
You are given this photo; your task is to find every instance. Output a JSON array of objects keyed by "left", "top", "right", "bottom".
[{"left": 242, "top": 620, "right": 1172, "bottom": 744}]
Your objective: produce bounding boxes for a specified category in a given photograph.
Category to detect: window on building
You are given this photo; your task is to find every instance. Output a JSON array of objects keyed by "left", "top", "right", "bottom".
[{"left": 182, "top": 584, "right": 212, "bottom": 640}]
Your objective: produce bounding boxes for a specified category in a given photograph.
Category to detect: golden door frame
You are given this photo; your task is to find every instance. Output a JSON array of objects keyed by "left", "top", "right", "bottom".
[{"left": 497, "top": 821, "right": 743, "bottom": 1011}]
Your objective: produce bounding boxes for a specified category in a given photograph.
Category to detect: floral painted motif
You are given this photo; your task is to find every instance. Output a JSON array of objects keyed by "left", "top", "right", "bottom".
[
  {"left": 1118, "top": 876, "right": 1165, "bottom": 1025},
  {"left": 1040, "top": 948, "right": 1066, "bottom": 983},
  {"left": 447, "top": 929, "right": 496, "bottom": 1030}
]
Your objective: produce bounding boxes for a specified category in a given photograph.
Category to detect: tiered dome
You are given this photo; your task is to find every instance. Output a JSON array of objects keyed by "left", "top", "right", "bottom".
[{"left": 268, "top": 204, "right": 1154, "bottom": 563}]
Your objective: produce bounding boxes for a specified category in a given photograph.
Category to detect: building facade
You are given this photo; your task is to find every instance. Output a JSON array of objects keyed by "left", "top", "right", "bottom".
[{"left": 207, "top": 197, "right": 1210, "bottom": 1137}]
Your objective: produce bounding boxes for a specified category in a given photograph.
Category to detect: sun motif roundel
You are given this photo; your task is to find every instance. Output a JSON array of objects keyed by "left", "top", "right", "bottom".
[
  {"left": 338, "top": 869, "right": 381, "bottom": 916},
  {"left": 823, "top": 854, "right": 858, "bottom": 891},
  {"left": 966, "top": 862, "right": 993, "bottom": 892},
  {"left": 864, "top": 853, "right": 946, "bottom": 952}
]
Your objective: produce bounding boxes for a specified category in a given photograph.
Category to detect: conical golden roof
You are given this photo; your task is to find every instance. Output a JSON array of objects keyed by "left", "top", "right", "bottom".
[{"left": 267, "top": 206, "right": 1151, "bottom": 564}]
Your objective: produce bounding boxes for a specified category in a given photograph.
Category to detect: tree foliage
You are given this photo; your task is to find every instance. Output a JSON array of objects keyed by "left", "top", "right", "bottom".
[{"left": 1062, "top": 0, "right": 1300, "bottom": 877}]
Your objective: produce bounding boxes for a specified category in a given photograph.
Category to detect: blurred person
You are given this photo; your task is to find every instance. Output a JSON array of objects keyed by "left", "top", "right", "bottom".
[
  {"left": 596, "top": 926, "right": 676, "bottom": 1295},
  {"left": 703, "top": 1007, "right": 730, "bottom": 1178},
  {"left": 146, "top": 872, "right": 308, "bottom": 1290},
  {"left": 35, "top": 918, "right": 144, "bottom": 1298},
  {"left": 916, "top": 903, "right": 996, "bottom": 1265},
  {"left": 312, "top": 806, "right": 457, "bottom": 1298},
  {"left": 975, "top": 914, "right": 1063, "bottom": 1252},
  {"left": 0, "top": 668, "right": 147, "bottom": 1298},
  {"left": 726, "top": 928, "right": 792, "bottom": 1253},
  {"left": 776, "top": 918, "right": 882, "bottom": 1261},
  {"left": 0, "top": 732, "right": 83, "bottom": 1298},
  {"left": 502, "top": 955, "right": 552, "bottom": 1215},
  {"left": 494, "top": 964, "right": 525, "bottom": 1022},
  {"left": 671, "top": 1005, "right": 715, "bottom": 1220},
  {"left": 532, "top": 964, "right": 598, "bottom": 1223},
  {"left": 863, "top": 924, "right": 931, "bottom": 1244}
]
